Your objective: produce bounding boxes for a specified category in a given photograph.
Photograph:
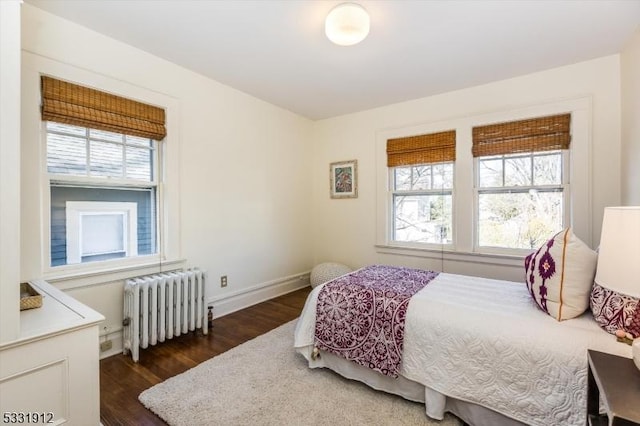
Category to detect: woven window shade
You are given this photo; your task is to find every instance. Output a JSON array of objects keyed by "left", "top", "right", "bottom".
[
  {"left": 387, "top": 130, "right": 456, "bottom": 167},
  {"left": 472, "top": 113, "right": 570, "bottom": 157},
  {"left": 41, "top": 76, "right": 166, "bottom": 140}
]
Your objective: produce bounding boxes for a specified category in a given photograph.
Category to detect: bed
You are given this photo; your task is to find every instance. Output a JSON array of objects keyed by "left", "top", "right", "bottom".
[{"left": 294, "top": 264, "right": 632, "bottom": 426}]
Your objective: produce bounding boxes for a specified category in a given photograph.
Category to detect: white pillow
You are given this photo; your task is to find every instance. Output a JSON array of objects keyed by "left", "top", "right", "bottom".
[{"left": 524, "top": 228, "right": 597, "bottom": 320}]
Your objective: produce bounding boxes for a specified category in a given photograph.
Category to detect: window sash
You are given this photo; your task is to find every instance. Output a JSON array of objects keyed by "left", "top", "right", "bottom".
[
  {"left": 46, "top": 122, "right": 157, "bottom": 185},
  {"left": 392, "top": 193, "right": 453, "bottom": 244},
  {"left": 50, "top": 184, "right": 157, "bottom": 267},
  {"left": 393, "top": 163, "right": 454, "bottom": 192},
  {"left": 475, "top": 152, "right": 565, "bottom": 188},
  {"left": 477, "top": 187, "right": 563, "bottom": 195},
  {"left": 476, "top": 191, "right": 565, "bottom": 251}
]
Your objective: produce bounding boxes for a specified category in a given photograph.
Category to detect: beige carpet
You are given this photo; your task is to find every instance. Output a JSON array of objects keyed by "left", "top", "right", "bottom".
[{"left": 139, "top": 320, "right": 462, "bottom": 426}]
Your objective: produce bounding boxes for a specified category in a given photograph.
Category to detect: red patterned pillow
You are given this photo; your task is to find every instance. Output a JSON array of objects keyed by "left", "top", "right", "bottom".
[
  {"left": 525, "top": 228, "right": 598, "bottom": 321},
  {"left": 590, "top": 282, "right": 640, "bottom": 338}
]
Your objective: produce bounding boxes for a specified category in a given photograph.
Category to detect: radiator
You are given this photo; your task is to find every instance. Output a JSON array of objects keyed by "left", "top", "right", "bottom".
[{"left": 123, "top": 269, "right": 208, "bottom": 362}]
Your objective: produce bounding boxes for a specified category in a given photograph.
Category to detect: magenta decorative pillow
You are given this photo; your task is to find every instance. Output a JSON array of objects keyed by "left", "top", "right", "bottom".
[
  {"left": 590, "top": 283, "right": 640, "bottom": 338},
  {"left": 525, "top": 228, "right": 597, "bottom": 321}
]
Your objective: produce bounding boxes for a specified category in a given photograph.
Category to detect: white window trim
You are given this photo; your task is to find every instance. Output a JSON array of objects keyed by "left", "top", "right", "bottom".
[
  {"left": 65, "top": 201, "right": 138, "bottom": 264},
  {"left": 21, "top": 53, "right": 183, "bottom": 284},
  {"left": 375, "top": 96, "right": 592, "bottom": 262}
]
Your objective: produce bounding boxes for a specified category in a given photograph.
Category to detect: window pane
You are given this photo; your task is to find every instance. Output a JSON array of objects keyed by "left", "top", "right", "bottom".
[
  {"left": 504, "top": 156, "right": 531, "bottom": 186},
  {"left": 412, "top": 166, "right": 432, "bottom": 190},
  {"left": 432, "top": 164, "right": 453, "bottom": 189},
  {"left": 47, "top": 132, "right": 87, "bottom": 175},
  {"left": 534, "top": 153, "right": 562, "bottom": 185},
  {"left": 479, "top": 158, "right": 502, "bottom": 188},
  {"left": 394, "top": 167, "right": 412, "bottom": 190},
  {"left": 393, "top": 194, "right": 452, "bottom": 244},
  {"left": 90, "top": 128, "right": 124, "bottom": 143},
  {"left": 395, "top": 166, "right": 433, "bottom": 191},
  {"left": 90, "top": 140, "right": 124, "bottom": 177},
  {"left": 478, "top": 191, "right": 563, "bottom": 249},
  {"left": 126, "top": 146, "right": 152, "bottom": 181},
  {"left": 50, "top": 186, "right": 156, "bottom": 266}
]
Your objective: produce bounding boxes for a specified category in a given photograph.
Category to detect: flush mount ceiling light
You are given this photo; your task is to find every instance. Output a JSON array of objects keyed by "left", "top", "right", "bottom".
[{"left": 325, "top": 3, "right": 370, "bottom": 46}]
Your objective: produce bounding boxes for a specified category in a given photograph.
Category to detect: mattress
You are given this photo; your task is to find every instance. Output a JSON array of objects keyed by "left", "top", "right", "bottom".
[{"left": 294, "top": 269, "right": 632, "bottom": 426}]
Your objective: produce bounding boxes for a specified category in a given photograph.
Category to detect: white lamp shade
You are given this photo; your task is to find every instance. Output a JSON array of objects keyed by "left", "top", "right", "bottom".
[
  {"left": 594, "top": 206, "right": 640, "bottom": 297},
  {"left": 325, "top": 3, "right": 370, "bottom": 46}
]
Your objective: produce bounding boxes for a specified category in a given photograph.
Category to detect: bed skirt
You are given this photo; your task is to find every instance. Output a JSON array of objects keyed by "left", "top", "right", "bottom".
[{"left": 296, "top": 344, "right": 526, "bottom": 426}]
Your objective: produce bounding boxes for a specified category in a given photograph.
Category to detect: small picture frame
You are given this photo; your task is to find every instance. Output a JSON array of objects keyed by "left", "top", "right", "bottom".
[{"left": 330, "top": 160, "right": 358, "bottom": 199}]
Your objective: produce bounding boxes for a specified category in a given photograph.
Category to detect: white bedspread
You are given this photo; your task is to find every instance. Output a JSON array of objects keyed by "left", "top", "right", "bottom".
[{"left": 295, "top": 272, "right": 632, "bottom": 426}]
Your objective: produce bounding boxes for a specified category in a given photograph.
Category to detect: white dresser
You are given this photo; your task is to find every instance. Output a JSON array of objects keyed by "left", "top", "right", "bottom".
[{"left": 0, "top": 280, "right": 104, "bottom": 425}]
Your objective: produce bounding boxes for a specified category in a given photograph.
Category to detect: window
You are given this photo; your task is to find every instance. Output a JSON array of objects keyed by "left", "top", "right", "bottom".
[
  {"left": 47, "top": 122, "right": 158, "bottom": 266},
  {"left": 473, "top": 114, "right": 570, "bottom": 252},
  {"left": 476, "top": 151, "right": 565, "bottom": 250},
  {"left": 387, "top": 130, "right": 456, "bottom": 246},
  {"left": 392, "top": 163, "right": 453, "bottom": 244},
  {"left": 41, "top": 76, "right": 166, "bottom": 268},
  {"left": 376, "top": 99, "right": 590, "bottom": 266}
]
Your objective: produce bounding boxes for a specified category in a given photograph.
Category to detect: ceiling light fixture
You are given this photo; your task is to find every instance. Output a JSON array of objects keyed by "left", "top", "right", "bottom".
[{"left": 325, "top": 3, "right": 370, "bottom": 46}]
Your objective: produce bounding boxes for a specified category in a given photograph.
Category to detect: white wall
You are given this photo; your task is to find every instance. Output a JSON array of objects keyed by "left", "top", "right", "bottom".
[
  {"left": 621, "top": 28, "right": 640, "bottom": 205},
  {"left": 0, "top": 0, "right": 21, "bottom": 344},
  {"left": 20, "top": 4, "right": 314, "bottom": 354},
  {"left": 311, "top": 56, "right": 622, "bottom": 281}
]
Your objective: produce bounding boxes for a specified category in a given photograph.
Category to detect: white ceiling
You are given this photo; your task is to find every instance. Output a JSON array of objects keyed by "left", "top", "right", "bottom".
[{"left": 25, "top": 0, "right": 640, "bottom": 120}]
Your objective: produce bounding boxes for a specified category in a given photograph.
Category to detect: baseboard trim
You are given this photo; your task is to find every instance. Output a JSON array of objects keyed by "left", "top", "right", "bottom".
[{"left": 208, "top": 271, "right": 311, "bottom": 319}]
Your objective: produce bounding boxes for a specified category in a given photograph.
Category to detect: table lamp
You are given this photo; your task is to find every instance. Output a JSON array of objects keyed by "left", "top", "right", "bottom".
[{"left": 590, "top": 206, "right": 640, "bottom": 370}]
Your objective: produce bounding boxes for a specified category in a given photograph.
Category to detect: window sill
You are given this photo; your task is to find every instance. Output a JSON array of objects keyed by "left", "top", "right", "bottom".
[
  {"left": 375, "top": 244, "right": 525, "bottom": 268},
  {"left": 43, "top": 257, "right": 187, "bottom": 291}
]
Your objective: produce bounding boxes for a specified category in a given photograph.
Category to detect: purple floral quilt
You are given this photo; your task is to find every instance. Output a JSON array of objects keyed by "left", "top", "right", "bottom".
[{"left": 314, "top": 264, "right": 439, "bottom": 377}]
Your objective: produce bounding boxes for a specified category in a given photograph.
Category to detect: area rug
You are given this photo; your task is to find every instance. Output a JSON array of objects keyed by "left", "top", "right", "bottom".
[{"left": 139, "top": 320, "right": 462, "bottom": 426}]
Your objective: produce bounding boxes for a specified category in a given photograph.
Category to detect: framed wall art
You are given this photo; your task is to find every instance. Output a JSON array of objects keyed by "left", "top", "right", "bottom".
[{"left": 330, "top": 160, "right": 357, "bottom": 199}]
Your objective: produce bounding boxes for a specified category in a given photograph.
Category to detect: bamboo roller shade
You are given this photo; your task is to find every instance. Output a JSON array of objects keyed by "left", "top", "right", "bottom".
[
  {"left": 41, "top": 76, "right": 166, "bottom": 141},
  {"left": 472, "top": 113, "right": 570, "bottom": 157},
  {"left": 387, "top": 130, "right": 456, "bottom": 167}
]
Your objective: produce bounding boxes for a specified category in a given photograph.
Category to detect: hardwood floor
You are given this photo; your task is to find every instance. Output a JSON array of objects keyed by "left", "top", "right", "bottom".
[{"left": 100, "top": 286, "right": 312, "bottom": 426}]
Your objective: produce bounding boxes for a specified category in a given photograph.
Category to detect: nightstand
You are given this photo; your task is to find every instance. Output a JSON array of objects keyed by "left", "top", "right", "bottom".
[{"left": 587, "top": 350, "right": 640, "bottom": 426}]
